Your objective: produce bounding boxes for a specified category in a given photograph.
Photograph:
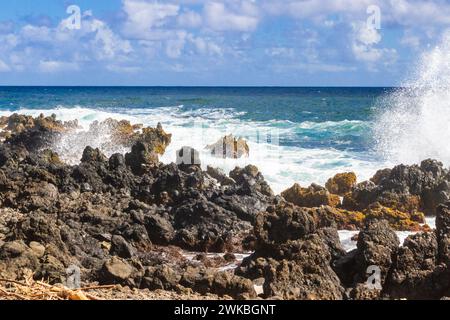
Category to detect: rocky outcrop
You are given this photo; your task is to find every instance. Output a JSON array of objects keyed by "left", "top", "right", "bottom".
[
  {"left": 0, "top": 116, "right": 277, "bottom": 299},
  {"left": 206, "top": 135, "right": 249, "bottom": 159},
  {"left": 342, "top": 159, "right": 450, "bottom": 216},
  {"left": 87, "top": 119, "right": 171, "bottom": 155},
  {"left": 281, "top": 183, "right": 341, "bottom": 208},
  {"left": 3, "top": 113, "right": 450, "bottom": 300},
  {"left": 326, "top": 172, "right": 357, "bottom": 196},
  {"left": 236, "top": 201, "right": 345, "bottom": 300}
]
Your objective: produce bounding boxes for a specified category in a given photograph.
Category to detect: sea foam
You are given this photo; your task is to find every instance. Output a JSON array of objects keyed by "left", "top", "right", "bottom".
[{"left": 0, "top": 105, "right": 381, "bottom": 194}]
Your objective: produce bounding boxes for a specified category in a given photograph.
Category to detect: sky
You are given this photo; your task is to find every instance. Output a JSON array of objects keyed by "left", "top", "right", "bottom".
[{"left": 0, "top": 0, "right": 449, "bottom": 86}]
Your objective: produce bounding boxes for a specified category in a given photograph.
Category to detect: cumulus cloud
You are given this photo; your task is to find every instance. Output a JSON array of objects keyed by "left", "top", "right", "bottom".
[
  {"left": 204, "top": 1, "right": 260, "bottom": 32},
  {"left": 122, "top": 0, "right": 180, "bottom": 38},
  {"left": 351, "top": 22, "right": 397, "bottom": 67},
  {"left": 1, "top": 0, "right": 448, "bottom": 82}
]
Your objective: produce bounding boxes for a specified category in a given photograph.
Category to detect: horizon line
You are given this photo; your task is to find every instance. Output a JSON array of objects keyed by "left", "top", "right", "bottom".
[{"left": 0, "top": 85, "right": 401, "bottom": 88}]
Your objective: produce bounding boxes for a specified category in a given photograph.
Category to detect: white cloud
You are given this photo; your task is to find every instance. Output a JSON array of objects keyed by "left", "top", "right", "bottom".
[
  {"left": 0, "top": 59, "right": 10, "bottom": 72},
  {"left": 351, "top": 22, "right": 397, "bottom": 67},
  {"left": 123, "top": 0, "right": 180, "bottom": 38},
  {"left": 166, "top": 31, "right": 187, "bottom": 58},
  {"left": 204, "top": 2, "right": 259, "bottom": 32},
  {"left": 187, "top": 34, "right": 223, "bottom": 56},
  {"left": 84, "top": 19, "right": 133, "bottom": 59}
]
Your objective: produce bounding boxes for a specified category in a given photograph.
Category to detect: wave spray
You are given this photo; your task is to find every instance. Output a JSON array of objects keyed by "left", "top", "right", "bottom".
[{"left": 374, "top": 30, "right": 450, "bottom": 166}]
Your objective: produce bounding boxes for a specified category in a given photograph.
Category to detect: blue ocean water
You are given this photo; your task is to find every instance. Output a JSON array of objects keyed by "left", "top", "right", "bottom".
[{"left": 0, "top": 86, "right": 395, "bottom": 193}]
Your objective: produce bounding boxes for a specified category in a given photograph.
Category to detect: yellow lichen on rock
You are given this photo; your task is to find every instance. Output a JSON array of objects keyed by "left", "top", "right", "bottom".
[
  {"left": 325, "top": 172, "right": 357, "bottom": 196},
  {"left": 281, "top": 183, "right": 341, "bottom": 208}
]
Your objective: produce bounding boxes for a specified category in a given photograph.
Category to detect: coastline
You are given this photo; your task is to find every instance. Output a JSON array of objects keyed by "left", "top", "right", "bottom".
[{"left": 0, "top": 113, "right": 449, "bottom": 300}]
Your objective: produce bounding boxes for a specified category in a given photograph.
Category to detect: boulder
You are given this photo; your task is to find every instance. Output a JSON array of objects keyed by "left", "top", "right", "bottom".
[
  {"left": 100, "top": 256, "right": 135, "bottom": 284},
  {"left": 281, "top": 183, "right": 340, "bottom": 208},
  {"left": 386, "top": 232, "right": 439, "bottom": 299},
  {"left": 125, "top": 141, "right": 159, "bottom": 175},
  {"left": 237, "top": 201, "right": 344, "bottom": 300},
  {"left": 206, "top": 166, "right": 235, "bottom": 186},
  {"left": 326, "top": 172, "right": 357, "bottom": 196}
]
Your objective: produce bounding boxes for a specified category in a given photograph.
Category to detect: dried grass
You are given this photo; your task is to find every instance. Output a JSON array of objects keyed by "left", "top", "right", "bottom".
[{"left": 0, "top": 270, "right": 117, "bottom": 301}]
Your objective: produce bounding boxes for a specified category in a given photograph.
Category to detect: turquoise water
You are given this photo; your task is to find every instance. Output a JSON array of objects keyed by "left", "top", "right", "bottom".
[{"left": 0, "top": 87, "right": 395, "bottom": 193}]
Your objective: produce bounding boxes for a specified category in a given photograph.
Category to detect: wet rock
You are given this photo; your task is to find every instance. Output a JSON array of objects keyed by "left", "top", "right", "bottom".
[
  {"left": 81, "top": 146, "right": 108, "bottom": 163},
  {"left": 206, "top": 134, "right": 249, "bottom": 159}
]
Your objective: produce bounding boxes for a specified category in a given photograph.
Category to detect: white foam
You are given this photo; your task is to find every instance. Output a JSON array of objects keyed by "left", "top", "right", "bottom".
[
  {"left": 338, "top": 217, "right": 437, "bottom": 252},
  {"left": 374, "top": 30, "right": 450, "bottom": 166},
  {"left": 0, "top": 106, "right": 384, "bottom": 194}
]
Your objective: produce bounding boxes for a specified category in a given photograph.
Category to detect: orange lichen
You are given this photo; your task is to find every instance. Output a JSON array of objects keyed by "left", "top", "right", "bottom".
[
  {"left": 281, "top": 183, "right": 341, "bottom": 208},
  {"left": 325, "top": 172, "right": 357, "bottom": 196}
]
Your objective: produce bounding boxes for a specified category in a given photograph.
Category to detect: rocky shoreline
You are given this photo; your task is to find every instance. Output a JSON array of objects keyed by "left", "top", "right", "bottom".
[{"left": 1, "top": 113, "right": 450, "bottom": 300}]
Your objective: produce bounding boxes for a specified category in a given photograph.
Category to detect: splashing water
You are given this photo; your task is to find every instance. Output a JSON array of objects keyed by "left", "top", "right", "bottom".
[{"left": 374, "top": 30, "right": 450, "bottom": 165}]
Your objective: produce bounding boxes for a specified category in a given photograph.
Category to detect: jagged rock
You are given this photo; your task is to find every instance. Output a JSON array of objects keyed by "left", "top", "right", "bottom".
[
  {"left": 436, "top": 202, "right": 450, "bottom": 265},
  {"left": 125, "top": 141, "right": 159, "bottom": 175},
  {"left": 182, "top": 268, "right": 256, "bottom": 299},
  {"left": 326, "top": 172, "right": 357, "bottom": 196},
  {"left": 144, "top": 214, "right": 175, "bottom": 245},
  {"left": 343, "top": 159, "right": 450, "bottom": 216},
  {"left": 206, "top": 134, "right": 249, "bottom": 159},
  {"left": 207, "top": 166, "right": 235, "bottom": 186},
  {"left": 355, "top": 220, "right": 399, "bottom": 285},
  {"left": 229, "top": 165, "right": 274, "bottom": 197},
  {"left": 237, "top": 201, "right": 344, "bottom": 300},
  {"left": 335, "top": 220, "right": 400, "bottom": 299},
  {"left": 281, "top": 183, "right": 340, "bottom": 208},
  {"left": 386, "top": 232, "right": 440, "bottom": 299},
  {"left": 110, "top": 235, "right": 136, "bottom": 259},
  {"left": 364, "top": 203, "right": 427, "bottom": 232},
  {"left": 81, "top": 146, "right": 108, "bottom": 163}
]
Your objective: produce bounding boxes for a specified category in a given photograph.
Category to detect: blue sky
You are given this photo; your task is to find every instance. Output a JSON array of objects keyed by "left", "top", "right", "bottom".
[{"left": 0, "top": 0, "right": 449, "bottom": 86}]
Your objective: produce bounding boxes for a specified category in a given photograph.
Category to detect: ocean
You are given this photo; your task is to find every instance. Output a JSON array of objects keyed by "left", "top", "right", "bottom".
[{"left": 0, "top": 86, "right": 397, "bottom": 194}]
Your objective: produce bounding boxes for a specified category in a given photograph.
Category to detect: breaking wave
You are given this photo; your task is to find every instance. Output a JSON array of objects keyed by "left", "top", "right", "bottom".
[{"left": 374, "top": 30, "right": 450, "bottom": 166}]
